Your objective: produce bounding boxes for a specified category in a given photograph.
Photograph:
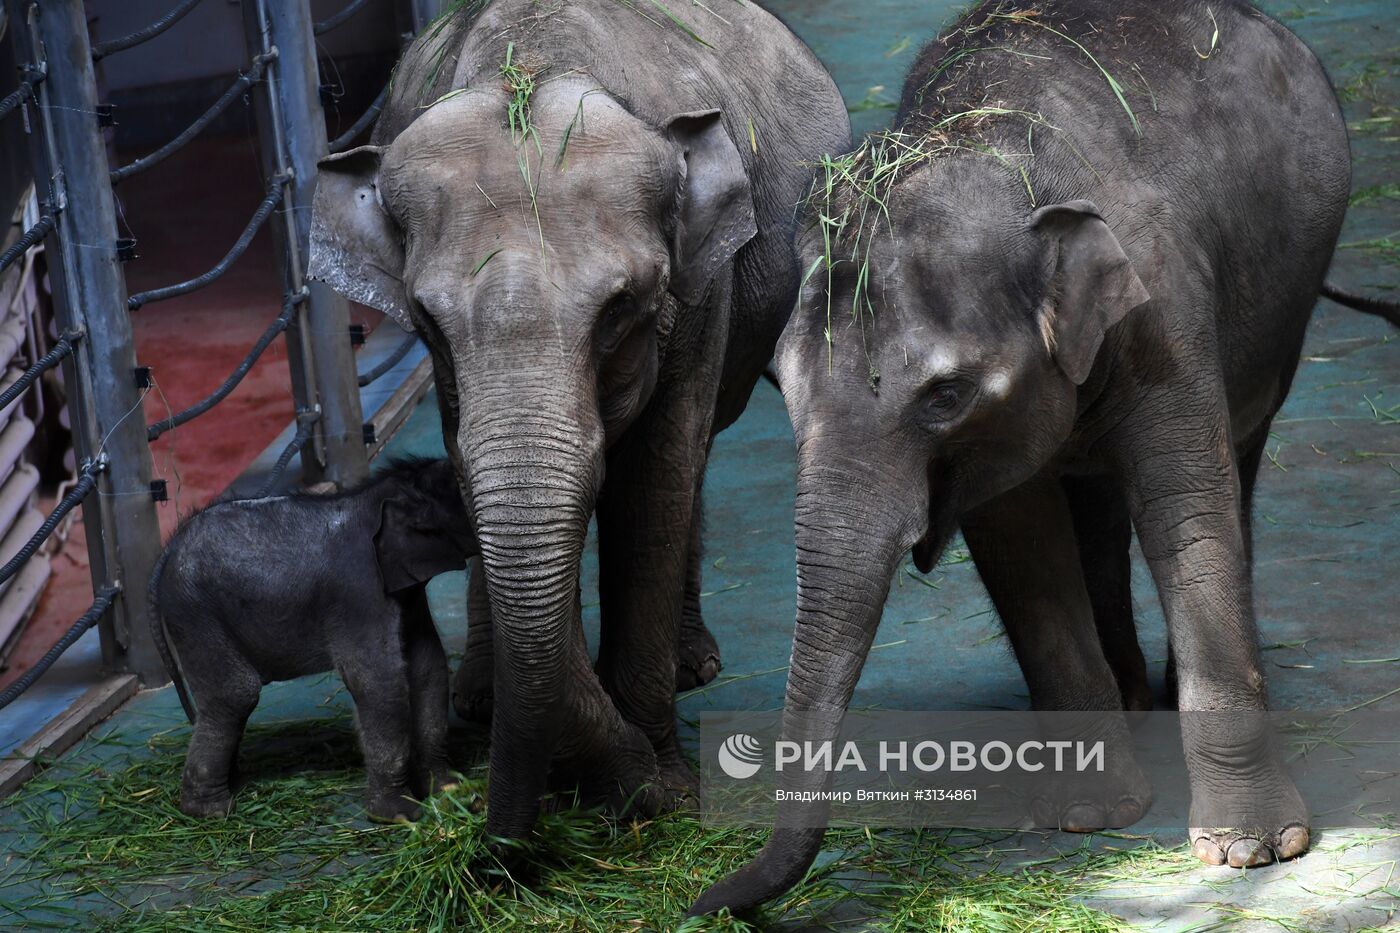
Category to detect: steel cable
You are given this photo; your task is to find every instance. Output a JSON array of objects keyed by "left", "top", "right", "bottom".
[
  {"left": 328, "top": 82, "right": 388, "bottom": 153},
  {"left": 0, "top": 215, "right": 56, "bottom": 279},
  {"left": 126, "top": 174, "right": 289, "bottom": 310},
  {"left": 314, "top": 0, "right": 373, "bottom": 36},
  {"left": 0, "top": 586, "right": 120, "bottom": 711},
  {"left": 0, "top": 71, "right": 42, "bottom": 124},
  {"left": 111, "top": 54, "right": 273, "bottom": 185},
  {"left": 0, "top": 331, "right": 80, "bottom": 416},
  {"left": 91, "top": 0, "right": 205, "bottom": 60},
  {"left": 254, "top": 412, "right": 320, "bottom": 499},
  {"left": 147, "top": 294, "right": 302, "bottom": 441},
  {"left": 0, "top": 463, "right": 100, "bottom": 588},
  {"left": 357, "top": 332, "right": 417, "bottom": 387}
]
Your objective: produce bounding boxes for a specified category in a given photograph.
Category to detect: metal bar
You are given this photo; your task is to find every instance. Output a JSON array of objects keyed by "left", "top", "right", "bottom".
[
  {"left": 314, "top": 0, "right": 373, "bottom": 36},
  {"left": 328, "top": 81, "right": 387, "bottom": 153},
  {"left": 109, "top": 53, "right": 272, "bottom": 185},
  {"left": 90, "top": 0, "right": 203, "bottom": 60},
  {"left": 358, "top": 331, "right": 417, "bottom": 386},
  {"left": 0, "top": 586, "right": 119, "bottom": 711},
  {"left": 0, "top": 68, "right": 41, "bottom": 123},
  {"left": 408, "top": 0, "right": 445, "bottom": 32},
  {"left": 0, "top": 464, "right": 96, "bottom": 587},
  {"left": 126, "top": 174, "right": 288, "bottom": 310},
  {"left": 0, "top": 328, "right": 77, "bottom": 414},
  {"left": 147, "top": 292, "right": 301, "bottom": 441},
  {"left": 243, "top": 0, "right": 368, "bottom": 489},
  {"left": 0, "top": 213, "right": 54, "bottom": 278},
  {"left": 5, "top": 0, "right": 168, "bottom": 686}
]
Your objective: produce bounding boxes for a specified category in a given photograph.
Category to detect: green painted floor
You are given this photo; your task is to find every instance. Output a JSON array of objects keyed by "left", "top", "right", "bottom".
[{"left": 0, "top": 1, "right": 1396, "bottom": 930}]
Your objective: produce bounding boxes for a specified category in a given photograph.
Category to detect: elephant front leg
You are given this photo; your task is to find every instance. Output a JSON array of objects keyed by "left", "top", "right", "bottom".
[
  {"left": 1062, "top": 474, "right": 1153, "bottom": 713},
  {"left": 1120, "top": 407, "right": 1308, "bottom": 868},
  {"left": 595, "top": 414, "right": 713, "bottom": 790},
  {"left": 962, "top": 475, "right": 1151, "bottom": 833},
  {"left": 676, "top": 489, "right": 722, "bottom": 692},
  {"left": 402, "top": 588, "right": 457, "bottom": 797},
  {"left": 451, "top": 558, "right": 495, "bottom": 724},
  {"left": 552, "top": 582, "right": 679, "bottom": 818},
  {"left": 339, "top": 626, "right": 420, "bottom": 823}
]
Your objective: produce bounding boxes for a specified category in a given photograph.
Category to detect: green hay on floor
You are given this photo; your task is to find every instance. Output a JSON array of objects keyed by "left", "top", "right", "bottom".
[{"left": 0, "top": 716, "right": 1198, "bottom": 932}]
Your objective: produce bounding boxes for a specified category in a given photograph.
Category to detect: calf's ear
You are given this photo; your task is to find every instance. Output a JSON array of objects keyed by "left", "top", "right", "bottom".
[
  {"left": 664, "top": 110, "right": 758, "bottom": 306},
  {"left": 309, "top": 145, "right": 413, "bottom": 329},
  {"left": 1029, "top": 200, "right": 1150, "bottom": 385},
  {"left": 373, "top": 497, "right": 468, "bottom": 593}
]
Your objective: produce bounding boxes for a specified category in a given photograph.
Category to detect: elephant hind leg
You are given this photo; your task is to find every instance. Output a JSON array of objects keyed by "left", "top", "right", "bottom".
[
  {"left": 180, "top": 643, "right": 260, "bottom": 818},
  {"left": 676, "top": 493, "right": 722, "bottom": 693},
  {"left": 1063, "top": 474, "right": 1153, "bottom": 713},
  {"left": 452, "top": 557, "right": 495, "bottom": 724}
]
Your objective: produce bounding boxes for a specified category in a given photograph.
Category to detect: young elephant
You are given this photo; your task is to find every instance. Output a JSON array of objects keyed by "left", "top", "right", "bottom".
[
  {"left": 149, "top": 458, "right": 475, "bottom": 822},
  {"left": 693, "top": 0, "right": 1399, "bottom": 915}
]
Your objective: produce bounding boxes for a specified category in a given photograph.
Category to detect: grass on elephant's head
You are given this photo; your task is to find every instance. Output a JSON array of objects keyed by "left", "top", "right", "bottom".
[
  {"left": 805, "top": 3, "right": 1158, "bottom": 369},
  {"left": 0, "top": 714, "right": 1189, "bottom": 932}
]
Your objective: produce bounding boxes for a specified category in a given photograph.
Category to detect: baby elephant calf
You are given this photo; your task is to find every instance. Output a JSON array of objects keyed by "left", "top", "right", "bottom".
[{"left": 150, "top": 458, "right": 475, "bottom": 822}]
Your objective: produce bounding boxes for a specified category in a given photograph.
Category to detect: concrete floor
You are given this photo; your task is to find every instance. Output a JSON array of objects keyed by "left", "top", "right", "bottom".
[{"left": 0, "top": 0, "right": 1395, "bottom": 929}]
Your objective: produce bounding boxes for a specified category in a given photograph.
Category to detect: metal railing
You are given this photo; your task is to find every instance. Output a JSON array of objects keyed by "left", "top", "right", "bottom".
[{"left": 0, "top": 0, "right": 438, "bottom": 714}]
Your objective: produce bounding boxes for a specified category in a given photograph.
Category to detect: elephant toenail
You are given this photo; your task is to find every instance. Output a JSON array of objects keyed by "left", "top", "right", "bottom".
[
  {"left": 1109, "top": 798, "right": 1144, "bottom": 828},
  {"left": 1278, "top": 824, "right": 1310, "bottom": 859},
  {"left": 1060, "top": 804, "right": 1105, "bottom": 833},
  {"left": 1192, "top": 836, "right": 1227, "bottom": 865},
  {"left": 1226, "top": 838, "right": 1274, "bottom": 868}
]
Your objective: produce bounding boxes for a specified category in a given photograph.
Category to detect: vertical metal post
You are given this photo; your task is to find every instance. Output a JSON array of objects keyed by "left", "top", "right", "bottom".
[
  {"left": 4, "top": 0, "right": 167, "bottom": 685},
  {"left": 408, "top": 0, "right": 444, "bottom": 32},
  {"left": 242, "top": 0, "right": 368, "bottom": 489}
]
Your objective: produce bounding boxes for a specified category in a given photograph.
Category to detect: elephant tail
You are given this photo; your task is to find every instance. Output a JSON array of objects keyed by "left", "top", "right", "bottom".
[
  {"left": 148, "top": 546, "right": 195, "bottom": 723},
  {"left": 1321, "top": 281, "right": 1400, "bottom": 327}
]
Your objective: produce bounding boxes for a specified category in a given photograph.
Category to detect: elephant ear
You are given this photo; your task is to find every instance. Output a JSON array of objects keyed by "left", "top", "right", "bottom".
[
  {"left": 1029, "top": 200, "right": 1150, "bottom": 385},
  {"left": 309, "top": 145, "right": 413, "bottom": 329},
  {"left": 664, "top": 110, "right": 758, "bottom": 306},
  {"left": 373, "top": 494, "right": 469, "bottom": 593}
]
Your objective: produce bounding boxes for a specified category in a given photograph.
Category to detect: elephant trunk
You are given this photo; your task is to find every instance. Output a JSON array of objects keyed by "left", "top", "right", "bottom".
[
  {"left": 460, "top": 387, "right": 604, "bottom": 839},
  {"left": 690, "top": 451, "right": 930, "bottom": 916}
]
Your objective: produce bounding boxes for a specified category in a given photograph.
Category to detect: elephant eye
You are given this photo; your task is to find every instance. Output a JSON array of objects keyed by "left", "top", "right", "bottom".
[
  {"left": 927, "top": 382, "right": 961, "bottom": 412},
  {"left": 920, "top": 380, "right": 970, "bottom": 426},
  {"left": 603, "top": 292, "right": 633, "bottom": 322}
]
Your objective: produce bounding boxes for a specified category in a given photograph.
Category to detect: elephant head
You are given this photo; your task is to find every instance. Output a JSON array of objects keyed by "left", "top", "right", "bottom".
[
  {"left": 308, "top": 78, "right": 756, "bottom": 838},
  {"left": 691, "top": 158, "right": 1148, "bottom": 914}
]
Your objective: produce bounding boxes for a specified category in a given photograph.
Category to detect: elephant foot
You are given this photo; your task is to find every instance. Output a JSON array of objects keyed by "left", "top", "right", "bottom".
[
  {"left": 179, "top": 786, "right": 234, "bottom": 819},
  {"left": 1187, "top": 766, "right": 1310, "bottom": 867},
  {"left": 1031, "top": 723, "right": 1151, "bottom": 832},
  {"left": 1190, "top": 824, "right": 1309, "bottom": 867},
  {"left": 676, "top": 611, "right": 722, "bottom": 692},
  {"left": 412, "top": 762, "right": 460, "bottom": 799},
  {"left": 558, "top": 721, "right": 686, "bottom": 820},
  {"left": 1035, "top": 793, "right": 1150, "bottom": 833},
  {"left": 367, "top": 790, "right": 422, "bottom": 824}
]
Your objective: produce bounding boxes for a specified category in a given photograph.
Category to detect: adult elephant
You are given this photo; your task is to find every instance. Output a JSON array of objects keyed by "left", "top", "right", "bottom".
[
  {"left": 308, "top": 0, "right": 849, "bottom": 840},
  {"left": 692, "top": 0, "right": 1398, "bottom": 915}
]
